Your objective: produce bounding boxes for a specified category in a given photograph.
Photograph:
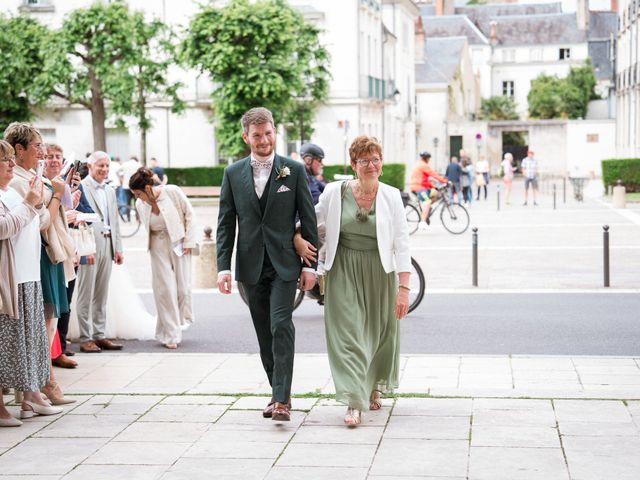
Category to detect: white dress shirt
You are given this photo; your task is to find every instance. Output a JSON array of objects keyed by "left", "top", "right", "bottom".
[
  {"left": 87, "top": 175, "right": 111, "bottom": 232},
  {"left": 251, "top": 153, "right": 275, "bottom": 198}
]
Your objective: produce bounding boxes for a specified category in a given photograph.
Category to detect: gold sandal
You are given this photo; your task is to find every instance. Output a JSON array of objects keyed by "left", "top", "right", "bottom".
[
  {"left": 369, "top": 390, "right": 382, "bottom": 410},
  {"left": 344, "top": 407, "right": 362, "bottom": 426}
]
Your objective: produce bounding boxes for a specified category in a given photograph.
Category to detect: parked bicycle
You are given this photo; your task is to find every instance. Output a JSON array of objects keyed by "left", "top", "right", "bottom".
[
  {"left": 403, "top": 183, "right": 470, "bottom": 235},
  {"left": 238, "top": 256, "right": 426, "bottom": 314},
  {"left": 117, "top": 203, "right": 142, "bottom": 238}
]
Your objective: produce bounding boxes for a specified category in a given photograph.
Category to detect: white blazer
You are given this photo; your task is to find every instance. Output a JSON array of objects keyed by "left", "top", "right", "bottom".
[{"left": 316, "top": 181, "right": 411, "bottom": 274}]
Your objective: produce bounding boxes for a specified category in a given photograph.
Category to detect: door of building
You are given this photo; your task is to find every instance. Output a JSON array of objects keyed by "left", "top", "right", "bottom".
[{"left": 449, "top": 135, "right": 462, "bottom": 162}]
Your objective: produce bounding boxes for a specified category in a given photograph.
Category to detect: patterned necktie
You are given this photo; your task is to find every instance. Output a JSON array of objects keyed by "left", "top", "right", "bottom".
[{"left": 250, "top": 158, "right": 273, "bottom": 170}]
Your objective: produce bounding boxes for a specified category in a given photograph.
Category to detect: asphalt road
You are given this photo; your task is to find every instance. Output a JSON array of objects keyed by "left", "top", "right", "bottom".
[{"left": 112, "top": 292, "right": 640, "bottom": 356}]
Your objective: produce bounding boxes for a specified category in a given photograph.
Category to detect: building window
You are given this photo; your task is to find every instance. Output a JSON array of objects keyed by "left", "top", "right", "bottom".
[
  {"left": 559, "top": 48, "right": 571, "bottom": 60},
  {"left": 502, "top": 81, "right": 515, "bottom": 97},
  {"left": 529, "top": 48, "right": 543, "bottom": 61}
]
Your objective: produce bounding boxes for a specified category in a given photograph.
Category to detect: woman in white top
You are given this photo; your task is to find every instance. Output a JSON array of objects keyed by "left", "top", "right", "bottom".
[
  {"left": 129, "top": 167, "right": 197, "bottom": 349},
  {"left": 475, "top": 156, "right": 490, "bottom": 201},
  {"left": 501, "top": 153, "right": 515, "bottom": 205},
  {"left": 0, "top": 139, "right": 63, "bottom": 426}
]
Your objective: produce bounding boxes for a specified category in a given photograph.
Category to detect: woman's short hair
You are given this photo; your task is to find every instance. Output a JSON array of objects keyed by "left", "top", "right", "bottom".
[
  {"left": 504, "top": 152, "right": 514, "bottom": 161},
  {"left": 349, "top": 136, "right": 383, "bottom": 163},
  {"left": 0, "top": 140, "right": 15, "bottom": 159},
  {"left": 240, "top": 107, "right": 274, "bottom": 133},
  {"left": 128, "top": 167, "right": 155, "bottom": 191},
  {"left": 3, "top": 122, "right": 41, "bottom": 150},
  {"left": 46, "top": 143, "right": 63, "bottom": 154}
]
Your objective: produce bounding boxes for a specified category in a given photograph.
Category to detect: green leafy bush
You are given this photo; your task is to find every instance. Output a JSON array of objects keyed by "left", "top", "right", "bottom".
[
  {"left": 323, "top": 163, "right": 406, "bottom": 190},
  {"left": 601, "top": 159, "right": 640, "bottom": 192},
  {"left": 165, "top": 162, "right": 406, "bottom": 190},
  {"left": 164, "top": 166, "right": 226, "bottom": 186}
]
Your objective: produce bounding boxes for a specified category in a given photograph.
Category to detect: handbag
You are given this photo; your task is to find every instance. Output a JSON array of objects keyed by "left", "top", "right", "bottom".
[
  {"left": 475, "top": 173, "right": 486, "bottom": 187},
  {"left": 72, "top": 224, "right": 96, "bottom": 256}
]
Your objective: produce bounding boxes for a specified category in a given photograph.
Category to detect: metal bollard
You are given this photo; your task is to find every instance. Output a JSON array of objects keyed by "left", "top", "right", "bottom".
[
  {"left": 553, "top": 184, "right": 557, "bottom": 210},
  {"left": 472, "top": 227, "right": 478, "bottom": 287},
  {"left": 195, "top": 226, "right": 218, "bottom": 289},
  {"left": 563, "top": 177, "right": 566, "bottom": 203},
  {"left": 496, "top": 184, "right": 500, "bottom": 211},
  {"left": 603, "top": 225, "right": 610, "bottom": 287}
]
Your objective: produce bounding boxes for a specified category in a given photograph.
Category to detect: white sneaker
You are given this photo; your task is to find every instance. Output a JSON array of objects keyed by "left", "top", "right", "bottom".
[{"left": 418, "top": 222, "right": 429, "bottom": 230}]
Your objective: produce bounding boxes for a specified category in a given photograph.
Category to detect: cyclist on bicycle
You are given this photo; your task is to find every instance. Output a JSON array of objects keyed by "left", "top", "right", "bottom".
[{"left": 409, "top": 151, "right": 448, "bottom": 227}]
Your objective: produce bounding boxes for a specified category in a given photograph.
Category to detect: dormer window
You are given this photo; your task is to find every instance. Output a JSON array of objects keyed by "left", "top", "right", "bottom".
[{"left": 559, "top": 48, "right": 571, "bottom": 60}]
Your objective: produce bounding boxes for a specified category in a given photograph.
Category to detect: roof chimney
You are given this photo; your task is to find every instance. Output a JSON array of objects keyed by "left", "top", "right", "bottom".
[
  {"left": 415, "top": 17, "right": 425, "bottom": 63},
  {"left": 489, "top": 21, "right": 498, "bottom": 46},
  {"left": 577, "top": 0, "right": 590, "bottom": 31},
  {"left": 435, "top": 0, "right": 454, "bottom": 16}
]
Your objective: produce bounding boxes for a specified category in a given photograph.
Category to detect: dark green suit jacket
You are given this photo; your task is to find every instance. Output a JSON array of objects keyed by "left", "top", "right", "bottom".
[{"left": 216, "top": 154, "right": 318, "bottom": 284}]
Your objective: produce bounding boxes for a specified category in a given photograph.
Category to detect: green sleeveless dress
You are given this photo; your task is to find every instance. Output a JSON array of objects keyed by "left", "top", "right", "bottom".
[{"left": 324, "top": 187, "right": 400, "bottom": 411}]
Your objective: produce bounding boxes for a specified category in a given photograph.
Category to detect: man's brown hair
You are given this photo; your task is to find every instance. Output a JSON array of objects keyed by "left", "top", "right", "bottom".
[
  {"left": 240, "top": 107, "right": 275, "bottom": 133},
  {"left": 3, "top": 122, "right": 41, "bottom": 150},
  {"left": 349, "top": 136, "right": 383, "bottom": 163},
  {"left": 46, "top": 143, "right": 63, "bottom": 154}
]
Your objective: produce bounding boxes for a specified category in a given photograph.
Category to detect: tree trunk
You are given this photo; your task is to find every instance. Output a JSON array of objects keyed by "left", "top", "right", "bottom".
[
  {"left": 88, "top": 70, "right": 107, "bottom": 151},
  {"left": 141, "top": 127, "right": 147, "bottom": 167}
]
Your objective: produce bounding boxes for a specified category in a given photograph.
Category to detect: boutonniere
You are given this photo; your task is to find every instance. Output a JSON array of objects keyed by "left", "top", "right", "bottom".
[{"left": 275, "top": 166, "right": 291, "bottom": 181}]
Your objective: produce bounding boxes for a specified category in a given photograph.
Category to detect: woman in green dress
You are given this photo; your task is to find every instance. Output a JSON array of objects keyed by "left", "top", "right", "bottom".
[{"left": 296, "top": 136, "right": 411, "bottom": 426}]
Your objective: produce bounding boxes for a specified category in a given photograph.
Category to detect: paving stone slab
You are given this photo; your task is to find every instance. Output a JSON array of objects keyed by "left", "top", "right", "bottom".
[
  {"left": 303, "top": 405, "right": 390, "bottom": 427},
  {"left": 471, "top": 425, "right": 560, "bottom": 448},
  {"left": 68, "top": 394, "right": 163, "bottom": 415},
  {"left": 468, "top": 446, "right": 569, "bottom": 480},
  {"left": 138, "top": 403, "right": 227, "bottom": 422},
  {"left": 291, "top": 425, "right": 384, "bottom": 444},
  {"left": 393, "top": 398, "right": 473, "bottom": 417},
  {"left": 115, "top": 421, "right": 209, "bottom": 442},
  {"left": 160, "top": 395, "right": 236, "bottom": 405},
  {"left": 83, "top": 441, "right": 191, "bottom": 465},
  {"left": 200, "top": 424, "right": 298, "bottom": 443},
  {"left": 553, "top": 400, "right": 632, "bottom": 423},
  {"left": 561, "top": 435, "right": 640, "bottom": 456},
  {"left": 472, "top": 408, "right": 557, "bottom": 427},
  {"left": 276, "top": 443, "right": 377, "bottom": 468},
  {"left": 34, "top": 414, "right": 137, "bottom": 438},
  {"left": 0, "top": 420, "right": 50, "bottom": 448},
  {"left": 370, "top": 439, "right": 468, "bottom": 477},
  {"left": 183, "top": 439, "right": 286, "bottom": 459},
  {"left": 559, "top": 421, "right": 640, "bottom": 436},
  {"left": 160, "top": 458, "right": 273, "bottom": 480},
  {"left": 264, "top": 466, "right": 368, "bottom": 480},
  {"left": 0, "top": 437, "right": 107, "bottom": 475},
  {"left": 566, "top": 452, "right": 640, "bottom": 480},
  {"left": 384, "top": 415, "right": 471, "bottom": 440},
  {"left": 62, "top": 465, "right": 167, "bottom": 480}
]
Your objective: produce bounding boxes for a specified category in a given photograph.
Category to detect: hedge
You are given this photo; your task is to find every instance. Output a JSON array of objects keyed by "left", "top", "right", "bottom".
[
  {"left": 601, "top": 159, "right": 640, "bottom": 193},
  {"left": 164, "top": 163, "right": 407, "bottom": 190}
]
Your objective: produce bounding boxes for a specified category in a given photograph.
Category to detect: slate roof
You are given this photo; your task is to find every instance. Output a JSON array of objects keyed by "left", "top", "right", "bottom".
[
  {"left": 489, "top": 13, "right": 587, "bottom": 46},
  {"left": 454, "top": 2, "right": 562, "bottom": 37},
  {"left": 588, "top": 11, "right": 617, "bottom": 40},
  {"left": 416, "top": 37, "right": 467, "bottom": 84},
  {"left": 423, "top": 15, "right": 488, "bottom": 45}
]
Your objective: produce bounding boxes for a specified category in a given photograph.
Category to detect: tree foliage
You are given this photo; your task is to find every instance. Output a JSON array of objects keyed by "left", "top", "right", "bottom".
[
  {"left": 182, "top": 0, "right": 330, "bottom": 158},
  {"left": 34, "top": 1, "right": 182, "bottom": 153},
  {"left": 120, "top": 13, "right": 185, "bottom": 164},
  {"left": 0, "top": 15, "right": 49, "bottom": 132},
  {"left": 478, "top": 95, "right": 519, "bottom": 121},
  {"left": 528, "top": 60, "right": 598, "bottom": 119}
]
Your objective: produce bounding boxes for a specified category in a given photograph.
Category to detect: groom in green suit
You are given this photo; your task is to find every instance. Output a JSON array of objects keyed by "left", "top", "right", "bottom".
[{"left": 217, "top": 107, "right": 318, "bottom": 422}]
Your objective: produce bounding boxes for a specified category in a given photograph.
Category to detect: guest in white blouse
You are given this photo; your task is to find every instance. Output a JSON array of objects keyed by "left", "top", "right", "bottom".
[{"left": 129, "top": 167, "right": 196, "bottom": 349}]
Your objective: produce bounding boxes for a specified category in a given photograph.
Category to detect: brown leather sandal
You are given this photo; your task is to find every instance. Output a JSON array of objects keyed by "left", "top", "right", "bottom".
[{"left": 369, "top": 390, "right": 382, "bottom": 410}]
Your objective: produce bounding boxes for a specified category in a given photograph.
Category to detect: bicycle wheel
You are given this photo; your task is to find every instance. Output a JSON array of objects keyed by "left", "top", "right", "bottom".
[
  {"left": 440, "top": 202, "right": 470, "bottom": 235},
  {"left": 237, "top": 282, "right": 305, "bottom": 311},
  {"left": 119, "top": 206, "right": 141, "bottom": 238},
  {"left": 408, "top": 257, "right": 425, "bottom": 314},
  {"left": 405, "top": 204, "right": 420, "bottom": 235}
]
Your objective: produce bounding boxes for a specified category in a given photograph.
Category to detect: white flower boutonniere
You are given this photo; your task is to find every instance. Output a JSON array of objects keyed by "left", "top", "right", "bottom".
[{"left": 275, "top": 166, "right": 291, "bottom": 181}]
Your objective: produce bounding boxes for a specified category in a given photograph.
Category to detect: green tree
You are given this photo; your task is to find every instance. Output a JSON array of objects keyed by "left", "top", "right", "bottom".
[
  {"left": 0, "top": 15, "right": 49, "bottom": 132},
  {"left": 528, "top": 61, "right": 598, "bottom": 119},
  {"left": 478, "top": 96, "right": 519, "bottom": 121},
  {"left": 34, "top": 1, "right": 138, "bottom": 151},
  {"left": 183, "top": 0, "right": 330, "bottom": 158},
  {"left": 119, "top": 13, "right": 185, "bottom": 164}
]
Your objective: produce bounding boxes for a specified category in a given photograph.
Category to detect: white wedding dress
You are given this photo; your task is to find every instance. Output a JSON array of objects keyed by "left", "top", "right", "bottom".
[{"left": 68, "top": 264, "right": 156, "bottom": 340}]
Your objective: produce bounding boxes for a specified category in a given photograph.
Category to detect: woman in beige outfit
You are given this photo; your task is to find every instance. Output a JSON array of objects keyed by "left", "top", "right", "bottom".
[{"left": 129, "top": 168, "right": 196, "bottom": 349}]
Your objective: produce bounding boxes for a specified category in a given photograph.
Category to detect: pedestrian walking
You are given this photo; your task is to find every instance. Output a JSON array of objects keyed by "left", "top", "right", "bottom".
[
  {"left": 216, "top": 107, "right": 318, "bottom": 423},
  {"left": 445, "top": 156, "right": 462, "bottom": 202},
  {"left": 501, "top": 152, "right": 515, "bottom": 205},
  {"left": 522, "top": 149, "right": 539, "bottom": 206},
  {"left": 475, "top": 156, "right": 489, "bottom": 200}
]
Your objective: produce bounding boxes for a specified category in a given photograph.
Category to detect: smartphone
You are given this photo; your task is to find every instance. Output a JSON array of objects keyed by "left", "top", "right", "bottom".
[
  {"left": 60, "top": 157, "right": 73, "bottom": 176},
  {"left": 35, "top": 160, "right": 46, "bottom": 178}
]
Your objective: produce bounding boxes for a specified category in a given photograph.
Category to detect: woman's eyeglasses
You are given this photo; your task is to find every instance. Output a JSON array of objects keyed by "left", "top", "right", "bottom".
[
  {"left": 1, "top": 156, "right": 16, "bottom": 164},
  {"left": 355, "top": 158, "right": 382, "bottom": 167}
]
